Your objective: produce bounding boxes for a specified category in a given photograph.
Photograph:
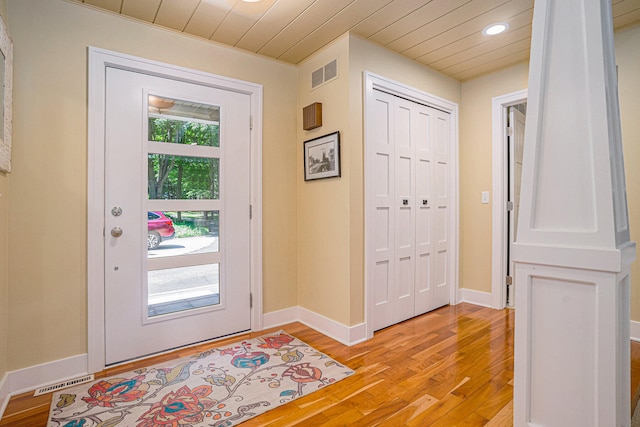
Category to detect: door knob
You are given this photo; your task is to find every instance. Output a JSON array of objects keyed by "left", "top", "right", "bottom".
[{"left": 111, "top": 227, "right": 123, "bottom": 237}]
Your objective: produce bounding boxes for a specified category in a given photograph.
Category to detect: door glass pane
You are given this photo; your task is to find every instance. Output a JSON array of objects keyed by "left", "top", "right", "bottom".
[
  {"left": 148, "top": 263, "right": 219, "bottom": 317},
  {"left": 148, "top": 155, "right": 219, "bottom": 200},
  {"left": 147, "top": 210, "right": 218, "bottom": 255},
  {"left": 148, "top": 95, "right": 219, "bottom": 147},
  {"left": 145, "top": 95, "right": 223, "bottom": 319}
]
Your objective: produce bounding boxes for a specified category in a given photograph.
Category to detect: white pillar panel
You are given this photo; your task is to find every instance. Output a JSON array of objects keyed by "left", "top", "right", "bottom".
[{"left": 514, "top": 0, "right": 636, "bottom": 426}]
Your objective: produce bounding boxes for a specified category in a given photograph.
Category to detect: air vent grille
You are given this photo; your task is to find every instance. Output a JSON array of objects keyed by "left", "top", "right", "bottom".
[
  {"left": 311, "top": 59, "right": 338, "bottom": 89},
  {"left": 34, "top": 374, "right": 95, "bottom": 396},
  {"left": 324, "top": 59, "right": 337, "bottom": 81},
  {"left": 311, "top": 68, "right": 324, "bottom": 89}
]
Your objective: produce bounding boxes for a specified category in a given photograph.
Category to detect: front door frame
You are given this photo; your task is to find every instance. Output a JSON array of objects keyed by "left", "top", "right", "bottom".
[
  {"left": 87, "top": 47, "right": 263, "bottom": 373},
  {"left": 490, "top": 89, "right": 527, "bottom": 309}
]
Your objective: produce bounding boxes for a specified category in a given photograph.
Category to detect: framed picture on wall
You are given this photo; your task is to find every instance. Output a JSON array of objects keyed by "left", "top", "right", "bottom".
[
  {"left": 304, "top": 131, "right": 340, "bottom": 181},
  {"left": 0, "top": 14, "right": 12, "bottom": 173}
]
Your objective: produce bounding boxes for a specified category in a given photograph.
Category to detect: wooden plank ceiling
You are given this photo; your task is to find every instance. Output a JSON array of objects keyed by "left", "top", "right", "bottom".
[{"left": 70, "top": 0, "right": 640, "bottom": 81}]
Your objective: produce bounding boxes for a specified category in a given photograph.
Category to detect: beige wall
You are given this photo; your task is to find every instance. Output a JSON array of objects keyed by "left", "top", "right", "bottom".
[
  {"left": 459, "top": 62, "right": 529, "bottom": 293},
  {"left": 616, "top": 24, "right": 640, "bottom": 322},
  {"left": 296, "top": 34, "right": 460, "bottom": 326},
  {"left": 0, "top": 0, "right": 8, "bottom": 383},
  {"left": 6, "top": 0, "right": 298, "bottom": 371},
  {"left": 296, "top": 35, "right": 352, "bottom": 325}
]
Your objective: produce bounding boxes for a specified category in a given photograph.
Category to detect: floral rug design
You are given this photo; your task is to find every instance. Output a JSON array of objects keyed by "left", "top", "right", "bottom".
[{"left": 48, "top": 332, "right": 353, "bottom": 427}]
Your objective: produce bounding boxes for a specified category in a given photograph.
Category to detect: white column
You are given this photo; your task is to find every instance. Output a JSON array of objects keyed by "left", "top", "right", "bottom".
[{"left": 513, "top": 1, "right": 636, "bottom": 426}]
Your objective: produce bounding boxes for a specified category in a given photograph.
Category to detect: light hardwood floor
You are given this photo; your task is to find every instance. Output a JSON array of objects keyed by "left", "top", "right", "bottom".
[{"left": 1, "top": 303, "right": 639, "bottom": 426}]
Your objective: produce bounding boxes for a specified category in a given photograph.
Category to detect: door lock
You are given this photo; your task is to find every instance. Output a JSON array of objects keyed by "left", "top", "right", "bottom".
[
  {"left": 111, "top": 206, "right": 123, "bottom": 217},
  {"left": 111, "top": 227, "right": 123, "bottom": 237}
]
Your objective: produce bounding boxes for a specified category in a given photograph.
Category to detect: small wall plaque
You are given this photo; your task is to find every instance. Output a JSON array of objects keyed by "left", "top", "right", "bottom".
[{"left": 303, "top": 102, "right": 322, "bottom": 130}]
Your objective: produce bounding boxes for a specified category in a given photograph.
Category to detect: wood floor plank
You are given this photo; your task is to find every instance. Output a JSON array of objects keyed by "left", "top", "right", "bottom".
[
  {"left": 484, "top": 400, "right": 514, "bottom": 427},
  {"left": 1, "top": 304, "right": 638, "bottom": 426},
  {"left": 474, "top": 382, "right": 514, "bottom": 421}
]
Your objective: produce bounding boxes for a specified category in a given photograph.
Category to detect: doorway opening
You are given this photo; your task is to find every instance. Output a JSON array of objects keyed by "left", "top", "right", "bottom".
[{"left": 490, "top": 89, "right": 527, "bottom": 309}]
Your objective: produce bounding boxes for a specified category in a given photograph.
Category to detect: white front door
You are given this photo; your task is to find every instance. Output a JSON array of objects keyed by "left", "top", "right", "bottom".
[
  {"left": 104, "top": 66, "right": 251, "bottom": 364},
  {"left": 370, "top": 89, "right": 451, "bottom": 331}
]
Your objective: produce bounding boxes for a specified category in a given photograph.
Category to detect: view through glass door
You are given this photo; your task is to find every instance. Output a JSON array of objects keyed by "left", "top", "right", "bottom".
[
  {"left": 146, "top": 95, "right": 222, "bottom": 317},
  {"left": 104, "top": 67, "right": 251, "bottom": 365}
]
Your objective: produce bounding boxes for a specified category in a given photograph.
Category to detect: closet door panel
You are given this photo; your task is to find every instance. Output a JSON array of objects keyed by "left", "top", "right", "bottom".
[
  {"left": 415, "top": 106, "right": 434, "bottom": 313},
  {"left": 433, "top": 111, "right": 450, "bottom": 309},
  {"left": 394, "top": 101, "right": 415, "bottom": 322},
  {"left": 371, "top": 95, "right": 395, "bottom": 331}
]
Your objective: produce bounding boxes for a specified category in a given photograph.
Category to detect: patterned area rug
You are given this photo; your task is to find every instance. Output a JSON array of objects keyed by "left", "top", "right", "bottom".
[{"left": 48, "top": 331, "right": 354, "bottom": 427}]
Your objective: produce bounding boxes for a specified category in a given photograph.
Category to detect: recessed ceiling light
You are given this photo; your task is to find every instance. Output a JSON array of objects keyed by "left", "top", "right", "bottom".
[
  {"left": 483, "top": 22, "right": 509, "bottom": 36},
  {"left": 241, "top": 0, "right": 262, "bottom": 2}
]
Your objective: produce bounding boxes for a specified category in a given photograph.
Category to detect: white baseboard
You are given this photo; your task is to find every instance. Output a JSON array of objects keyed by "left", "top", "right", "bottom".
[
  {"left": 0, "top": 373, "right": 9, "bottom": 420},
  {"left": 7, "top": 354, "right": 88, "bottom": 397},
  {"left": 263, "top": 306, "right": 367, "bottom": 346},
  {"left": 458, "top": 288, "right": 493, "bottom": 308},
  {"left": 632, "top": 320, "right": 640, "bottom": 342},
  {"left": 262, "top": 306, "right": 298, "bottom": 330},
  {"left": 297, "top": 307, "right": 367, "bottom": 346}
]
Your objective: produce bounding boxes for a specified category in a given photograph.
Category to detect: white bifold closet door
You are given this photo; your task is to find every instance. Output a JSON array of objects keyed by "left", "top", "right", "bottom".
[{"left": 371, "top": 89, "right": 451, "bottom": 331}]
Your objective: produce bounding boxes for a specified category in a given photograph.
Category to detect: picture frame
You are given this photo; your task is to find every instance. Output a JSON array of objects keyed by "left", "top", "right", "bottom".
[
  {"left": 304, "top": 131, "right": 340, "bottom": 181},
  {"left": 0, "top": 14, "right": 12, "bottom": 173}
]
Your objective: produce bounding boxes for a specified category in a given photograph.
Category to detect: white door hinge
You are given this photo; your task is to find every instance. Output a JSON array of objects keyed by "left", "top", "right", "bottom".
[
  {"left": 250, "top": 293, "right": 253, "bottom": 308},
  {"left": 250, "top": 204, "right": 252, "bottom": 219},
  {"left": 506, "top": 276, "right": 513, "bottom": 286},
  {"left": 507, "top": 126, "right": 514, "bottom": 137},
  {"left": 507, "top": 200, "right": 514, "bottom": 211},
  {"left": 250, "top": 115, "right": 253, "bottom": 130}
]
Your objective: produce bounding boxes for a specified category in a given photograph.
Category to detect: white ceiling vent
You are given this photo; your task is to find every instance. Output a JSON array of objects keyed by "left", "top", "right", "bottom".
[{"left": 311, "top": 59, "right": 338, "bottom": 89}]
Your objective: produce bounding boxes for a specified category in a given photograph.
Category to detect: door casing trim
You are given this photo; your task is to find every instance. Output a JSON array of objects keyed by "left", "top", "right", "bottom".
[
  {"left": 87, "top": 47, "right": 263, "bottom": 373},
  {"left": 490, "top": 89, "right": 527, "bottom": 309},
  {"left": 363, "top": 71, "right": 460, "bottom": 340}
]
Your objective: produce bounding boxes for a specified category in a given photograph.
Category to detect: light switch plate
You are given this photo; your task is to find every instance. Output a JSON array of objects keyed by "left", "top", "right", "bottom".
[{"left": 481, "top": 191, "right": 490, "bottom": 204}]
